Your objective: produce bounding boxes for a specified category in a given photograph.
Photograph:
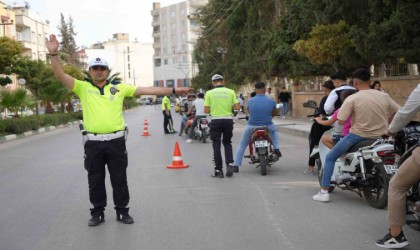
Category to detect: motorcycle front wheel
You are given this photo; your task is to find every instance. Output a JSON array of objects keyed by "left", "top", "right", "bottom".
[
  {"left": 315, "top": 158, "right": 335, "bottom": 193},
  {"left": 259, "top": 153, "right": 267, "bottom": 176},
  {"left": 362, "top": 163, "right": 389, "bottom": 209}
]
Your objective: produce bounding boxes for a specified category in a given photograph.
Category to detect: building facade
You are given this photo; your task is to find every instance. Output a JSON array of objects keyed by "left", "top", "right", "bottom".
[
  {"left": 81, "top": 33, "right": 154, "bottom": 87},
  {"left": 13, "top": 3, "right": 49, "bottom": 62},
  {"left": 151, "top": 0, "right": 207, "bottom": 88}
]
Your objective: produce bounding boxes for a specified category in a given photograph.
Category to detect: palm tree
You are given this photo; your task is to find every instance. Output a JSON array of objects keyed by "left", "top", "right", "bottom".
[{"left": 0, "top": 88, "right": 35, "bottom": 117}]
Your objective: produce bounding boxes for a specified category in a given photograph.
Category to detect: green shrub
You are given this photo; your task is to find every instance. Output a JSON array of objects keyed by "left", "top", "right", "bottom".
[{"left": 0, "top": 112, "right": 83, "bottom": 136}]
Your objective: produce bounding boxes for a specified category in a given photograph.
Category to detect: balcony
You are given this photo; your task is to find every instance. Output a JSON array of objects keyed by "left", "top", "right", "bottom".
[
  {"left": 151, "top": 9, "right": 160, "bottom": 16},
  {"left": 152, "top": 31, "right": 160, "bottom": 38}
]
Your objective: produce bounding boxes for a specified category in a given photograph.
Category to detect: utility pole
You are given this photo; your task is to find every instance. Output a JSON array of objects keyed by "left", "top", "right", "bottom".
[{"left": 220, "top": 17, "right": 228, "bottom": 82}]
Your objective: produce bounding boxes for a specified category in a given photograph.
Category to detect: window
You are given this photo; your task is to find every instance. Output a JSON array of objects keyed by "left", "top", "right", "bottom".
[
  {"left": 127, "top": 55, "right": 130, "bottom": 62},
  {"left": 166, "top": 80, "right": 174, "bottom": 87},
  {"left": 164, "top": 59, "right": 168, "bottom": 65},
  {"left": 182, "top": 44, "right": 187, "bottom": 52},
  {"left": 154, "top": 58, "right": 161, "bottom": 67},
  {"left": 172, "top": 57, "right": 178, "bottom": 64},
  {"left": 172, "top": 46, "right": 176, "bottom": 53},
  {"left": 171, "top": 23, "right": 176, "bottom": 30},
  {"left": 128, "top": 63, "right": 130, "bottom": 70},
  {"left": 162, "top": 24, "right": 166, "bottom": 32}
]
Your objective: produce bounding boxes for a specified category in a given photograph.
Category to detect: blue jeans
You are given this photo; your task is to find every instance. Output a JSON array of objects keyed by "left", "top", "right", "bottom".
[
  {"left": 179, "top": 115, "right": 188, "bottom": 134},
  {"left": 321, "top": 133, "right": 366, "bottom": 188},
  {"left": 234, "top": 124, "right": 280, "bottom": 167},
  {"left": 281, "top": 102, "right": 289, "bottom": 116}
]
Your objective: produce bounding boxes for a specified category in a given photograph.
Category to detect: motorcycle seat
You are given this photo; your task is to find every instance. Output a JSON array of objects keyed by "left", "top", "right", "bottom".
[
  {"left": 252, "top": 126, "right": 268, "bottom": 132},
  {"left": 347, "top": 138, "right": 378, "bottom": 153}
]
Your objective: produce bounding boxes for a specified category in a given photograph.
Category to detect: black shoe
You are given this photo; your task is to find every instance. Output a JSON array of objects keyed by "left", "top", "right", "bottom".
[
  {"left": 88, "top": 212, "right": 105, "bottom": 227},
  {"left": 211, "top": 170, "right": 224, "bottom": 178},
  {"left": 232, "top": 165, "right": 239, "bottom": 173},
  {"left": 274, "top": 149, "right": 282, "bottom": 157},
  {"left": 169, "top": 131, "right": 178, "bottom": 134},
  {"left": 164, "top": 131, "right": 170, "bottom": 134},
  {"left": 375, "top": 231, "right": 409, "bottom": 248},
  {"left": 116, "top": 212, "right": 134, "bottom": 224},
  {"left": 226, "top": 164, "right": 234, "bottom": 177}
]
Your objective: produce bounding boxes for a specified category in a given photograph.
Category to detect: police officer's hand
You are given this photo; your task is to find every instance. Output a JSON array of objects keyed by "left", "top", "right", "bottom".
[
  {"left": 46, "top": 34, "right": 59, "bottom": 53},
  {"left": 176, "top": 87, "right": 193, "bottom": 95}
]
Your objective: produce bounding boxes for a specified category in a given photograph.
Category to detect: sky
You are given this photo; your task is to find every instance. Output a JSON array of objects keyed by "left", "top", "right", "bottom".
[{"left": 9, "top": 0, "right": 184, "bottom": 47}]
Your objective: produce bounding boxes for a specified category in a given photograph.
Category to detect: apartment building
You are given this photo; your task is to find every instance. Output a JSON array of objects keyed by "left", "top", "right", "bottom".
[
  {"left": 13, "top": 2, "right": 49, "bottom": 62},
  {"left": 0, "top": 1, "right": 15, "bottom": 38},
  {"left": 82, "top": 33, "right": 154, "bottom": 87},
  {"left": 151, "top": 0, "right": 207, "bottom": 88}
]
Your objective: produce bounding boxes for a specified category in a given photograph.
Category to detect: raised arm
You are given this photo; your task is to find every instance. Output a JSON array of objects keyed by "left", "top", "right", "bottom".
[{"left": 45, "top": 34, "right": 75, "bottom": 89}]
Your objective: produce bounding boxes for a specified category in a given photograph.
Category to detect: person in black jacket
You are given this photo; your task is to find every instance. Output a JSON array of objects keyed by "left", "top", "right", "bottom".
[
  {"left": 277, "top": 87, "right": 292, "bottom": 118},
  {"left": 303, "top": 80, "right": 335, "bottom": 174}
]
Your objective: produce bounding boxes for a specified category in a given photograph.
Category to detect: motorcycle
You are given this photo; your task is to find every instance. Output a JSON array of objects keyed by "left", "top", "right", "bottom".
[
  {"left": 243, "top": 126, "right": 280, "bottom": 175},
  {"left": 184, "top": 114, "right": 210, "bottom": 143},
  {"left": 316, "top": 130, "right": 395, "bottom": 209},
  {"left": 303, "top": 100, "right": 331, "bottom": 165},
  {"left": 392, "top": 122, "right": 420, "bottom": 230}
]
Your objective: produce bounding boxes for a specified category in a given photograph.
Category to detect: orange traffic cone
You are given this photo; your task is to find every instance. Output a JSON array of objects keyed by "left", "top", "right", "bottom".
[
  {"left": 166, "top": 142, "right": 189, "bottom": 169},
  {"left": 144, "top": 119, "right": 149, "bottom": 125},
  {"left": 141, "top": 124, "right": 151, "bottom": 136}
]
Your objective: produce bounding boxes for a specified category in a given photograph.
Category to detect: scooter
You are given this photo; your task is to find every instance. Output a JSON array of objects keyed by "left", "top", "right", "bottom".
[
  {"left": 244, "top": 126, "right": 280, "bottom": 176},
  {"left": 316, "top": 129, "right": 395, "bottom": 209},
  {"left": 185, "top": 114, "right": 210, "bottom": 143},
  {"left": 191, "top": 117, "right": 210, "bottom": 143}
]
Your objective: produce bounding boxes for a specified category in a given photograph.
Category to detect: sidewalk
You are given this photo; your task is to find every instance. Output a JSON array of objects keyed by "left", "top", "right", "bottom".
[{"left": 272, "top": 115, "right": 312, "bottom": 138}]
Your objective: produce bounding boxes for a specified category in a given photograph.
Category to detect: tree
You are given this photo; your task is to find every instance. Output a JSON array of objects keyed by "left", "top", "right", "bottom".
[
  {"left": 0, "top": 88, "right": 35, "bottom": 117},
  {"left": 57, "top": 13, "right": 79, "bottom": 66},
  {"left": 0, "top": 37, "right": 22, "bottom": 74},
  {"left": 293, "top": 21, "right": 353, "bottom": 71}
]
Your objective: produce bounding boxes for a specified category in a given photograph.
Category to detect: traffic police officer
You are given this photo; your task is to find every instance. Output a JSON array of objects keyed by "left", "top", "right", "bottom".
[
  {"left": 46, "top": 34, "right": 190, "bottom": 226},
  {"left": 204, "top": 74, "right": 240, "bottom": 178},
  {"left": 162, "top": 95, "right": 177, "bottom": 134}
]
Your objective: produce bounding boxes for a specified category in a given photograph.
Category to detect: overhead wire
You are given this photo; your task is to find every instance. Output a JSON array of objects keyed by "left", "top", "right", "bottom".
[{"left": 202, "top": 0, "right": 244, "bottom": 37}]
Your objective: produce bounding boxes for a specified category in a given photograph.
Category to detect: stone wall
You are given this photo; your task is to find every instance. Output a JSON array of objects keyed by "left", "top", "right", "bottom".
[{"left": 292, "top": 76, "right": 420, "bottom": 118}]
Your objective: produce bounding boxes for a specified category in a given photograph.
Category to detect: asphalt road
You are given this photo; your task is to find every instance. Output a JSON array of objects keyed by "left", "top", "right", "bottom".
[{"left": 0, "top": 106, "right": 419, "bottom": 250}]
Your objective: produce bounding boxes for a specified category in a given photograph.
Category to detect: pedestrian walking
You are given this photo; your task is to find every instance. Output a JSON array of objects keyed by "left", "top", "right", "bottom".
[
  {"left": 277, "top": 87, "right": 291, "bottom": 118},
  {"left": 204, "top": 74, "right": 240, "bottom": 178},
  {"left": 46, "top": 34, "right": 190, "bottom": 227}
]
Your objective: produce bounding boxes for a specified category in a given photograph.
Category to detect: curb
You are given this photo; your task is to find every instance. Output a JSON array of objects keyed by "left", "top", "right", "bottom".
[{"left": 0, "top": 121, "right": 81, "bottom": 144}]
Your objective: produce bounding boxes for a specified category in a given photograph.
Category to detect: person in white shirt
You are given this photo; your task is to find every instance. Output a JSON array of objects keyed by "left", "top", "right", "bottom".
[
  {"left": 323, "top": 71, "right": 355, "bottom": 115},
  {"left": 186, "top": 93, "right": 206, "bottom": 143}
]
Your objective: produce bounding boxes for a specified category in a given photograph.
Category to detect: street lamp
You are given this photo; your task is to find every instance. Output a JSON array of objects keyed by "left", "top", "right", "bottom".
[{"left": 1, "top": 19, "right": 14, "bottom": 37}]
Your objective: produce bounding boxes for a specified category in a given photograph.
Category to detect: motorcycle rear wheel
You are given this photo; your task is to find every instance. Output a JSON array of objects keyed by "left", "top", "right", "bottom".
[
  {"left": 362, "top": 163, "right": 389, "bottom": 209},
  {"left": 315, "top": 158, "right": 335, "bottom": 193},
  {"left": 259, "top": 154, "right": 267, "bottom": 176}
]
